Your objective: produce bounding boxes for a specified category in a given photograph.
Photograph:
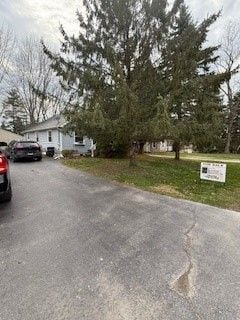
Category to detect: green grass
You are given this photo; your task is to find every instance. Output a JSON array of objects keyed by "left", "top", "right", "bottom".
[{"left": 63, "top": 155, "right": 240, "bottom": 211}]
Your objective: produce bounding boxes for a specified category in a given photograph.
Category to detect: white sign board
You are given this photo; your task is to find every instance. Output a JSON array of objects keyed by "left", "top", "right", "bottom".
[{"left": 200, "top": 162, "right": 227, "bottom": 183}]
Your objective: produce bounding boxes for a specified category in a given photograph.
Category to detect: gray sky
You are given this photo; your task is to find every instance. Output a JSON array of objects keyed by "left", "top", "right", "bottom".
[{"left": 0, "top": 0, "right": 239, "bottom": 45}]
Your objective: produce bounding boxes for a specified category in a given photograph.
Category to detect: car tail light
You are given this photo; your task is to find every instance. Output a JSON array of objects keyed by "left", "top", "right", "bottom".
[{"left": 0, "top": 156, "right": 8, "bottom": 173}]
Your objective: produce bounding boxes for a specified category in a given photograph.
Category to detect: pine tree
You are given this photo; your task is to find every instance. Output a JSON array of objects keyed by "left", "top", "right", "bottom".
[
  {"left": 43, "top": 0, "right": 181, "bottom": 165},
  {"left": 1, "top": 121, "right": 7, "bottom": 130},
  {"left": 2, "top": 89, "right": 27, "bottom": 134},
  {"left": 43, "top": 0, "right": 225, "bottom": 162},
  {"left": 159, "top": 4, "right": 225, "bottom": 159}
]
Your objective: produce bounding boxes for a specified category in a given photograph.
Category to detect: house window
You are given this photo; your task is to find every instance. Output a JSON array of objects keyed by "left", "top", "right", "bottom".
[
  {"left": 75, "top": 134, "right": 84, "bottom": 145},
  {"left": 48, "top": 131, "right": 52, "bottom": 142}
]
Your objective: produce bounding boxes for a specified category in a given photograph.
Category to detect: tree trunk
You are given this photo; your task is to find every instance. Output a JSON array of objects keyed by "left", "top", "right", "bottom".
[
  {"left": 224, "top": 112, "right": 237, "bottom": 153},
  {"left": 224, "top": 79, "right": 234, "bottom": 154},
  {"left": 138, "top": 141, "right": 145, "bottom": 154},
  {"left": 224, "top": 131, "right": 232, "bottom": 153},
  {"left": 129, "top": 143, "right": 137, "bottom": 167},
  {"left": 174, "top": 142, "right": 180, "bottom": 160},
  {"left": 29, "top": 110, "right": 35, "bottom": 125}
]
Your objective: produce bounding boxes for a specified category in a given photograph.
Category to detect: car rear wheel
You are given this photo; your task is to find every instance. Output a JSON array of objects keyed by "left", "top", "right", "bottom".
[{"left": 36, "top": 157, "right": 42, "bottom": 161}]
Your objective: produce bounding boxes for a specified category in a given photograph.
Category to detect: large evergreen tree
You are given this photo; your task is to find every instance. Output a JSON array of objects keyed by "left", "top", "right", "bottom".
[
  {"left": 159, "top": 5, "right": 225, "bottom": 159},
  {"left": 43, "top": 0, "right": 225, "bottom": 162},
  {"left": 43, "top": 0, "right": 183, "bottom": 164}
]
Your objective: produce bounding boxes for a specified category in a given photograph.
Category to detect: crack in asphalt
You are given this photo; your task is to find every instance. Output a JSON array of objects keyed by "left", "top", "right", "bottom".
[
  {"left": 171, "top": 216, "right": 205, "bottom": 319},
  {"left": 173, "top": 217, "right": 197, "bottom": 298}
]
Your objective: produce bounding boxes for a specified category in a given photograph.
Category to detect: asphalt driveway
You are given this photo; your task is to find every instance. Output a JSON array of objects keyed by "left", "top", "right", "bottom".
[{"left": 0, "top": 159, "right": 239, "bottom": 319}]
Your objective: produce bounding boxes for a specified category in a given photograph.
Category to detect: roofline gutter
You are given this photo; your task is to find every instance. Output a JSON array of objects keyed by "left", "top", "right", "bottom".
[{"left": 22, "top": 126, "right": 63, "bottom": 134}]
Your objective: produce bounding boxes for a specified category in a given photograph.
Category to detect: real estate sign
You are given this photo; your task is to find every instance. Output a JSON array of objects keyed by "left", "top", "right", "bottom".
[{"left": 200, "top": 162, "right": 227, "bottom": 183}]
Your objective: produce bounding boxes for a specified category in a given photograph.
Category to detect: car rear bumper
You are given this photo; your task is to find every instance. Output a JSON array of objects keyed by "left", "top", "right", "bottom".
[{"left": 14, "top": 152, "right": 42, "bottom": 159}]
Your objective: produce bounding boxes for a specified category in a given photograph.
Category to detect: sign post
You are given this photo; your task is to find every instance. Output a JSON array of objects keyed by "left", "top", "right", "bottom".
[{"left": 200, "top": 162, "right": 227, "bottom": 183}]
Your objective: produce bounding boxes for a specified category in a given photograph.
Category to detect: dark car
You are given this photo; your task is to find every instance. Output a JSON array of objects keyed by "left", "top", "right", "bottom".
[
  {"left": 10, "top": 141, "right": 42, "bottom": 162},
  {"left": 0, "top": 153, "right": 12, "bottom": 202}
]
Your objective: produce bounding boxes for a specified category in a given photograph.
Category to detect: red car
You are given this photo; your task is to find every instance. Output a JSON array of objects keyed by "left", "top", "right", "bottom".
[{"left": 0, "top": 153, "right": 12, "bottom": 202}]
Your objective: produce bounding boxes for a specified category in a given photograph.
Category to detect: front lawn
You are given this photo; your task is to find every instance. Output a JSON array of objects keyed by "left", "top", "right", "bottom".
[{"left": 63, "top": 155, "right": 240, "bottom": 211}]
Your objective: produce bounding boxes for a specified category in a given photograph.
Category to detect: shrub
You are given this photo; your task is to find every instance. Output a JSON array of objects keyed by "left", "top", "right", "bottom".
[{"left": 62, "top": 149, "right": 75, "bottom": 158}]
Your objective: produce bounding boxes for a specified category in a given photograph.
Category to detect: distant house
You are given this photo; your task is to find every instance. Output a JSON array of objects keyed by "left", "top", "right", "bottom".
[
  {"left": 0, "top": 129, "right": 23, "bottom": 144},
  {"left": 144, "top": 140, "right": 193, "bottom": 153},
  {"left": 22, "top": 115, "right": 93, "bottom": 155},
  {"left": 144, "top": 140, "right": 173, "bottom": 153}
]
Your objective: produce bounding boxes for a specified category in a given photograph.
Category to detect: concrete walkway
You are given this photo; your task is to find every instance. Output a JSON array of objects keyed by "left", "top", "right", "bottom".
[{"left": 148, "top": 153, "right": 240, "bottom": 163}]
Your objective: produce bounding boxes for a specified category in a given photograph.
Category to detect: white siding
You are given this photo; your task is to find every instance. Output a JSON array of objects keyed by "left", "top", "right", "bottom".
[
  {"left": 144, "top": 140, "right": 193, "bottom": 153},
  {"left": 24, "top": 129, "right": 61, "bottom": 152},
  {"left": 62, "top": 133, "right": 93, "bottom": 154},
  {"left": 24, "top": 130, "right": 93, "bottom": 155},
  {"left": 144, "top": 140, "right": 173, "bottom": 153},
  {"left": 61, "top": 133, "right": 74, "bottom": 150}
]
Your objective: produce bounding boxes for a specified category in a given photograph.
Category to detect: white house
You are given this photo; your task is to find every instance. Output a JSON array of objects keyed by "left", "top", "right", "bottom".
[
  {"left": 144, "top": 140, "right": 193, "bottom": 153},
  {"left": 22, "top": 115, "right": 93, "bottom": 155},
  {"left": 144, "top": 140, "right": 173, "bottom": 153}
]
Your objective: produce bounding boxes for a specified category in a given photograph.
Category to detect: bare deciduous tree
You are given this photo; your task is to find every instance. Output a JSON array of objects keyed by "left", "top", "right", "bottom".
[
  {"left": 11, "top": 38, "right": 65, "bottom": 125},
  {"left": 0, "top": 23, "right": 15, "bottom": 93},
  {"left": 218, "top": 22, "right": 240, "bottom": 153}
]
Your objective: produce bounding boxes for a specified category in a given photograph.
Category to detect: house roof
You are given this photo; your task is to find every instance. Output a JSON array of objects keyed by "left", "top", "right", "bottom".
[
  {"left": 22, "top": 115, "right": 66, "bottom": 134},
  {"left": 0, "top": 129, "right": 23, "bottom": 144}
]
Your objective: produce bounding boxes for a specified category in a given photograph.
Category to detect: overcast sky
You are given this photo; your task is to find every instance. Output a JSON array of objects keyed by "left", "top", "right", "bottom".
[{"left": 0, "top": 0, "right": 239, "bottom": 45}]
